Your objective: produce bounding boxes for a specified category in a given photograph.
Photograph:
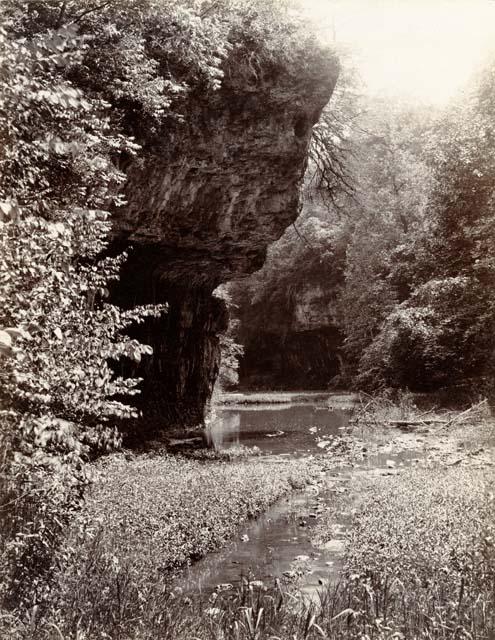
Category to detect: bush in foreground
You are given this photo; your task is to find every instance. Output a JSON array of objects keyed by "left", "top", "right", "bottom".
[{"left": 0, "top": 21, "right": 164, "bottom": 612}]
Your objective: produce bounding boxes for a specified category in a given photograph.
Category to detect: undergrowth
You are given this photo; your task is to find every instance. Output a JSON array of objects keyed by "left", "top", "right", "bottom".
[
  {"left": 180, "top": 444, "right": 262, "bottom": 461},
  {"left": 18, "top": 453, "right": 312, "bottom": 637},
  {"left": 313, "top": 466, "right": 495, "bottom": 640},
  {"left": 1, "top": 410, "right": 494, "bottom": 639},
  {"left": 351, "top": 390, "right": 492, "bottom": 429}
]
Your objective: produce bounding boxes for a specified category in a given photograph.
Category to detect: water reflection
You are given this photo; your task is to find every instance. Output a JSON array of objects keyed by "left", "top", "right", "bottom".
[
  {"left": 178, "top": 488, "right": 345, "bottom": 598},
  {"left": 205, "top": 404, "right": 351, "bottom": 455},
  {"left": 205, "top": 412, "right": 241, "bottom": 449}
]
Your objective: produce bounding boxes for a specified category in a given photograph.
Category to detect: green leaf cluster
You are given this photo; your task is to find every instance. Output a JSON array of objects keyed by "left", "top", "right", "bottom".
[{"left": 0, "top": 17, "right": 164, "bottom": 610}]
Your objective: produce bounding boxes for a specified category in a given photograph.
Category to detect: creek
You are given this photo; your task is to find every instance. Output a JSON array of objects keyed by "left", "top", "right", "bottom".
[{"left": 176, "top": 394, "right": 424, "bottom": 599}]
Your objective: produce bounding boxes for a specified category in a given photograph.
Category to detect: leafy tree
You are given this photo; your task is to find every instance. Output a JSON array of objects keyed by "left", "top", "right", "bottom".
[
  {"left": 0, "top": 18, "right": 164, "bottom": 609},
  {"left": 212, "top": 285, "right": 244, "bottom": 395},
  {"left": 343, "top": 65, "right": 495, "bottom": 394},
  {"left": 333, "top": 100, "right": 437, "bottom": 380},
  {"left": 360, "top": 66, "right": 495, "bottom": 393},
  {"left": 3, "top": 0, "right": 332, "bottom": 144}
]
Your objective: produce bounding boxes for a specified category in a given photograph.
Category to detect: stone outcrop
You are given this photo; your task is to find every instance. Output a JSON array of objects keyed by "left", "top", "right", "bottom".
[
  {"left": 238, "top": 284, "right": 342, "bottom": 391},
  {"left": 293, "top": 285, "right": 334, "bottom": 332},
  {"left": 110, "top": 49, "right": 339, "bottom": 431}
]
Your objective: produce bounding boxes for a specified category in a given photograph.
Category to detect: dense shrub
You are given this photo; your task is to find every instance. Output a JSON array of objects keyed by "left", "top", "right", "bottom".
[
  {"left": 0, "top": 19, "right": 164, "bottom": 610},
  {"left": 357, "top": 276, "right": 495, "bottom": 391}
]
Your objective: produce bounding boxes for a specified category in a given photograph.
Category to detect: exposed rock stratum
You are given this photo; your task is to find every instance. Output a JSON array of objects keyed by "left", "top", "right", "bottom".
[
  {"left": 111, "top": 48, "right": 339, "bottom": 432},
  {"left": 239, "top": 283, "right": 343, "bottom": 391}
]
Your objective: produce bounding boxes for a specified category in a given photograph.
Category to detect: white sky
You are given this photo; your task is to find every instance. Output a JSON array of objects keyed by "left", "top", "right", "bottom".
[{"left": 299, "top": 0, "right": 495, "bottom": 106}]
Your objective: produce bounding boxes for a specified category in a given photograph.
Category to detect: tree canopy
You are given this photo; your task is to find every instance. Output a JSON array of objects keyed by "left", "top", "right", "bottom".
[{"left": 229, "top": 54, "right": 495, "bottom": 398}]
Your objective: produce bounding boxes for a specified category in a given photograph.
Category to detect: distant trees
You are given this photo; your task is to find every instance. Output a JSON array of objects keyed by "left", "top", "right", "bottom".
[
  {"left": 229, "top": 57, "right": 495, "bottom": 397},
  {"left": 354, "top": 68, "right": 495, "bottom": 393},
  {"left": 333, "top": 101, "right": 437, "bottom": 386}
]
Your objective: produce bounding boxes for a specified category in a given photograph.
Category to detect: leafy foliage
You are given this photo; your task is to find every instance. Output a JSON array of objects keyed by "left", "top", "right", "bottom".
[
  {"left": 3, "top": 0, "right": 331, "bottom": 143},
  {"left": 353, "top": 73, "right": 495, "bottom": 392},
  {"left": 342, "top": 467, "right": 495, "bottom": 639},
  {"left": 213, "top": 286, "right": 244, "bottom": 393},
  {"left": 230, "top": 55, "right": 495, "bottom": 396},
  {"left": 0, "top": 17, "right": 164, "bottom": 610}
]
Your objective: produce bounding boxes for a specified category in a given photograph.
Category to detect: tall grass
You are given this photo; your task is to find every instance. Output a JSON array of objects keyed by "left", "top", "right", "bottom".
[
  {"left": 1, "top": 567, "right": 493, "bottom": 640},
  {"left": 315, "top": 466, "right": 495, "bottom": 640},
  {"left": 1, "top": 404, "right": 493, "bottom": 640},
  {"left": 2, "top": 460, "right": 493, "bottom": 640}
]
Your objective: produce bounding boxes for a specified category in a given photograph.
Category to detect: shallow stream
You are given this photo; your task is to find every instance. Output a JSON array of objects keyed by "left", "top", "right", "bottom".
[{"left": 176, "top": 394, "right": 424, "bottom": 599}]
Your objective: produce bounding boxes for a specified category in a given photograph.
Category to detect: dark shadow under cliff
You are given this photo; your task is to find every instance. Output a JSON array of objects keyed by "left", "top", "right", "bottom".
[{"left": 107, "top": 26, "right": 340, "bottom": 437}]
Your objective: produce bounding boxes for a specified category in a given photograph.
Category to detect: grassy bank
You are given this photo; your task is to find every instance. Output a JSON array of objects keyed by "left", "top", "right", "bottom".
[
  {"left": 218, "top": 392, "right": 361, "bottom": 409},
  {"left": 219, "top": 391, "right": 334, "bottom": 405},
  {"left": 74, "top": 452, "right": 312, "bottom": 571},
  {"left": 1, "top": 452, "right": 312, "bottom": 638},
  {"left": 313, "top": 466, "right": 495, "bottom": 639},
  {"left": 2, "top": 408, "right": 494, "bottom": 639},
  {"left": 5, "top": 452, "right": 493, "bottom": 640}
]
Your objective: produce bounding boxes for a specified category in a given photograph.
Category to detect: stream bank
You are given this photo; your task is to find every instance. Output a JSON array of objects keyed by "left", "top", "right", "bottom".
[
  {"left": 0, "top": 392, "right": 486, "bottom": 640},
  {"left": 176, "top": 396, "right": 495, "bottom": 601}
]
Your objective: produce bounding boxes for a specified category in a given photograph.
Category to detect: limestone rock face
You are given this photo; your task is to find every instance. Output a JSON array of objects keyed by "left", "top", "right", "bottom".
[
  {"left": 238, "top": 284, "right": 342, "bottom": 392},
  {"left": 114, "top": 55, "right": 339, "bottom": 288},
  {"left": 293, "top": 284, "right": 336, "bottom": 332},
  {"left": 239, "top": 327, "right": 342, "bottom": 391},
  {"left": 119, "top": 287, "right": 229, "bottom": 430},
  {"left": 111, "top": 49, "right": 339, "bottom": 432}
]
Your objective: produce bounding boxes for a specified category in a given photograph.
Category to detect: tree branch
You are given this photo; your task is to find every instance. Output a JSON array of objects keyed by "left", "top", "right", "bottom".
[
  {"left": 55, "top": 1, "right": 68, "bottom": 29},
  {"left": 71, "top": 0, "right": 114, "bottom": 25}
]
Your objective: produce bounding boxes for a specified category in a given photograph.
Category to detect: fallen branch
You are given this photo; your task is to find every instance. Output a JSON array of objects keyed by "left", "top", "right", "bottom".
[
  {"left": 387, "top": 419, "right": 448, "bottom": 427},
  {"left": 445, "top": 399, "right": 488, "bottom": 428}
]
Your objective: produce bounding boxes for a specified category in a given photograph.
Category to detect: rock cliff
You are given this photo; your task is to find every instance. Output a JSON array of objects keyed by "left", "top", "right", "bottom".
[
  {"left": 110, "top": 48, "right": 339, "bottom": 431},
  {"left": 237, "top": 283, "right": 342, "bottom": 391}
]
